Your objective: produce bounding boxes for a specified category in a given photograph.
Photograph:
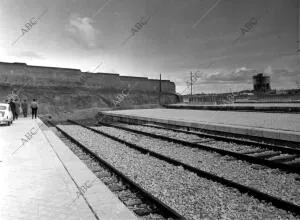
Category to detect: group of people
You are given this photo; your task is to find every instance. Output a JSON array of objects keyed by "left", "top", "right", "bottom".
[{"left": 7, "top": 99, "right": 38, "bottom": 120}]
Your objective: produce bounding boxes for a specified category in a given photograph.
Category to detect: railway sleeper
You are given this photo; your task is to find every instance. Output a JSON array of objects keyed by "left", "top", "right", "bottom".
[
  {"left": 77, "top": 155, "right": 92, "bottom": 160},
  {"left": 101, "top": 177, "right": 119, "bottom": 185},
  {"left": 108, "top": 184, "right": 127, "bottom": 192},
  {"left": 132, "top": 207, "right": 152, "bottom": 216},
  {"left": 240, "top": 148, "right": 267, "bottom": 155},
  {"left": 72, "top": 148, "right": 86, "bottom": 154},
  {"left": 143, "top": 214, "right": 166, "bottom": 220},
  {"left": 94, "top": 171, "right": 111, "bottom": 178},
  {"left": 284, "top": 158, "right": 300, "bottom": 166},
  {"left": 76, "top": 152, "right": 90, "bottom": 157},
  {"left": 190, "top": 139, "right": 212, "bottom": 144},
  {"left": 78, "top": 157, "right": 90, "bottom": 163},
  {"left": 268, "top": 154, "right": 299, "bottom": 163},
  {"left": 118, "top": 194, "right": 139, "bottom": 201},
  {"left": 89, "top": 166, "right": 105, "bottom": 172},
  {"left": 123, "top": 198, "right": 143, "bottom": 206},
  {"left": 88, "top": 165, "right": 105, "bottom": 172},
  {"left": 251, "top": 151, "right": 282, "bottom": 159},
  {"left": 116, "top": 189, "right": 134, "bottom": 197},
  {"left": 223, "top": 156, "right": 237, "bottom": 161},
  {"left": 250, "top": 164, "right": 269, "bottom": 170},
  {"left": 102, "top": 178, "right": 116, "bottom": 185}
]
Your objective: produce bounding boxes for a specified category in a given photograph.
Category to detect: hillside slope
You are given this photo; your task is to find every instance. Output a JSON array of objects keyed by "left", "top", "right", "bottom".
[{"left": 0, "top": 84, "right": 178, "bottom": 118}]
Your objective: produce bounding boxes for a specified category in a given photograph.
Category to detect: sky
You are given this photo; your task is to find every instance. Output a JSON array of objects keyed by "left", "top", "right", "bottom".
[{"left": 0, "top": 0, "right": 299, "bottom": 94}]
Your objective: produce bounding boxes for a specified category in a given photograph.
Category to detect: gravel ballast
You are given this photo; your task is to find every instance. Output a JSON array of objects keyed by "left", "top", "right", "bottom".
[
  {"left": 91, "top": 125, "right": 300, "bottom": 207},
  {"left": 59, "top": 125, "right": 299, "bottom": 220},
  {"left": 123, "top": 125, "right": 284, "bottom": 154}
]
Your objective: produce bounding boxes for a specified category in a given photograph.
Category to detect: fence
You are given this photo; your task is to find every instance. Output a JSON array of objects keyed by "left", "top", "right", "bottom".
[
  {"left": 185, "top": 94, "right": 235, "bottom": 105},
  {"left": 180, "top": 93, "right": 300, "bottom": 105}
]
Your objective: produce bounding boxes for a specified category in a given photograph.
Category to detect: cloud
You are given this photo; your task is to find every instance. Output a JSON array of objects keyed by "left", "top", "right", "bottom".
[
  {"left": 9, "top": 51, "right": 45, "bottom": 60},
  {"left": 264, "top": 65, "right": 272, "bottom": 75},
  {"left": 199, "top": 65, "right": 300, "bottom": 85},
  {"left": 65, "top": 13, "right": 102, "bottom": 49},
  {"left": 202, "top": 67, "right": 256, "bottom": 84},
  {"left": 265, "top": 68, "right": 299, "bottom": 82}
]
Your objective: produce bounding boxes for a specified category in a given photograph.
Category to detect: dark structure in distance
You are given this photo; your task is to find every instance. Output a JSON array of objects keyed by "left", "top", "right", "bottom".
[{"left": 252, "top": 73, "right": 271, "bottom": 93}]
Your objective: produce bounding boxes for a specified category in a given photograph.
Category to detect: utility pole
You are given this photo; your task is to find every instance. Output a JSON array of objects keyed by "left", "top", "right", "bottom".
[
  {"left": 160, "top": 74, "right": 162, "bottom": 93},
  {"left": 190, "top": 72, "right": 193, "bottom": 102},
  {"left": 159, "top": 74, "right": 162, "bottom": 105},
  {"left": 298, "top": 0, "right": 300, "bottom": 61}
]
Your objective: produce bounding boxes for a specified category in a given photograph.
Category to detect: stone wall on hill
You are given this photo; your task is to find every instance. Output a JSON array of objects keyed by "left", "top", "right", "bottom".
[
  {"left": 0, "top": 62, "right": 175, "bottom": 92},
  {"left": 0, "top": 62, "right": 178, "bottom": 116}
]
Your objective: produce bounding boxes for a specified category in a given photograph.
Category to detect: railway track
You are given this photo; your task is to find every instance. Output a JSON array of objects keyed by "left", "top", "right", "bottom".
[
  {"left": 101, "top": 114, "right": 299, "bottom": 148},
  {"left": 47, "top": 120, "right": 185, "bottom": 220},
  {"left": 66, "top": 120, "right": 300, "bottom": 216},
  {"left": 124, "top": 121, "right": 300, "bottom": 154},
  {"left": 95, "top": 121, "right": 300, "bottom": 174}
]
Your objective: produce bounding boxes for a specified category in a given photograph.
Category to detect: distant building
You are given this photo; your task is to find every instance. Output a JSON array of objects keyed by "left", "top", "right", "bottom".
[
  {"left": 276, "top": 90, "right": 288, "bottom": 95},
  {"left": 252, "top": 73, "right": 271, "bottom": 93},
  {"left": 183, "top": 96, "right": 190, "bottom": 103}
]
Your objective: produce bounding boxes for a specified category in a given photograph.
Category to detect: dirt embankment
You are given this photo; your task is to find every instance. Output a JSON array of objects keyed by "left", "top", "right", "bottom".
[{"left": 0, "top": 84, "right": 178, "bottom": 120}]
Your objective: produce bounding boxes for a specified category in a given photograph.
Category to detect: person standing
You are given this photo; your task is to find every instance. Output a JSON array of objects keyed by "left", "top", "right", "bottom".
[
  {"left": 15, "top": 99, "right": 20, "bottom": 120},
  {"left": 21, "top": 100, "right": 28, "bottom": 117},
  {"left": 30, "top": 99, "right": 38, "bottom": 119},
  {"left": 9, "top": 99, "right": 17, "bottom": 120}
]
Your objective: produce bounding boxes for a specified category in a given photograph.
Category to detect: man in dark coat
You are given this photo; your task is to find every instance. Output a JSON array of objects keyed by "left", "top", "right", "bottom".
[
  {"left": 14, "top": 99, "right": 20, "bottom": 120},
  {"left": 30, "top": 99, "right": 38, "bottom": 119},
  {"left": 21, "top": 99, "right": 28, "bottom": 117},
  {"left": 9, "top": 99, "right": 17, "bottom": 120}
]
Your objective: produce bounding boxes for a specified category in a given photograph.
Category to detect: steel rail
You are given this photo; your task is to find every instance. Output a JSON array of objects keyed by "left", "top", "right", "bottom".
[
  {"left": 68, "top": 120, "right": 300, "bottom": 216},
  {"left": 103, "top": 114, "right": 299, "bottom": 148},
  {"left": 50, "top": 120, "right": 186, "bottom": 220},
  {"left": 120, "top": 121, "right": 300, "bottom": 155},
  {"left": 96, "top": 121, "right": 300, "bottom": 175}
]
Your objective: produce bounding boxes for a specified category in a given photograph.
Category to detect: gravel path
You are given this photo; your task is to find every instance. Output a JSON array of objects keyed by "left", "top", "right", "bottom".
[
  {"left": 91, "top": 126, "right": 300, "bottom": 207},
  {"left": 59, "top": 125, "right": 299, "bottom": 220}
]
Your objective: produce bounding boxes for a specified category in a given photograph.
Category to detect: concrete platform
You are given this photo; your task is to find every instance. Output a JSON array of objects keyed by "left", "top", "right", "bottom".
[
  {"left": 0, "top": 118, "right": 138, "bottom": 220},
  {"left": 165, "top": 103, "right": 300, "bottom": 113},
  {"left": 102, "top": 109, "right": 300, "bottom": 143}
]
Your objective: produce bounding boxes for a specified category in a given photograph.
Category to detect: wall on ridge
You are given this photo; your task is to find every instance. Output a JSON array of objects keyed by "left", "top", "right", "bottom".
[
  {"left": 0, "top": 62, "right": 178, "bottom": 117},
  {"left": 0, "top": 62, "right": 175, "bottom": 93}
]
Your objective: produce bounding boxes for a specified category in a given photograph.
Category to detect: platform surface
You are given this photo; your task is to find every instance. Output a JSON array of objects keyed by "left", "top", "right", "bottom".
[
  {"left": 105, "top": 108, "right": 300, "bottom": 142},
  {"left": 0, "top": 118, "right": 137, "bottom": 220},
  {"left": 170, "top": 103, "right": 300, "bottom": 107},
  {"left": 165, "top": 103, "right": 300, "bottom": 113}
]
